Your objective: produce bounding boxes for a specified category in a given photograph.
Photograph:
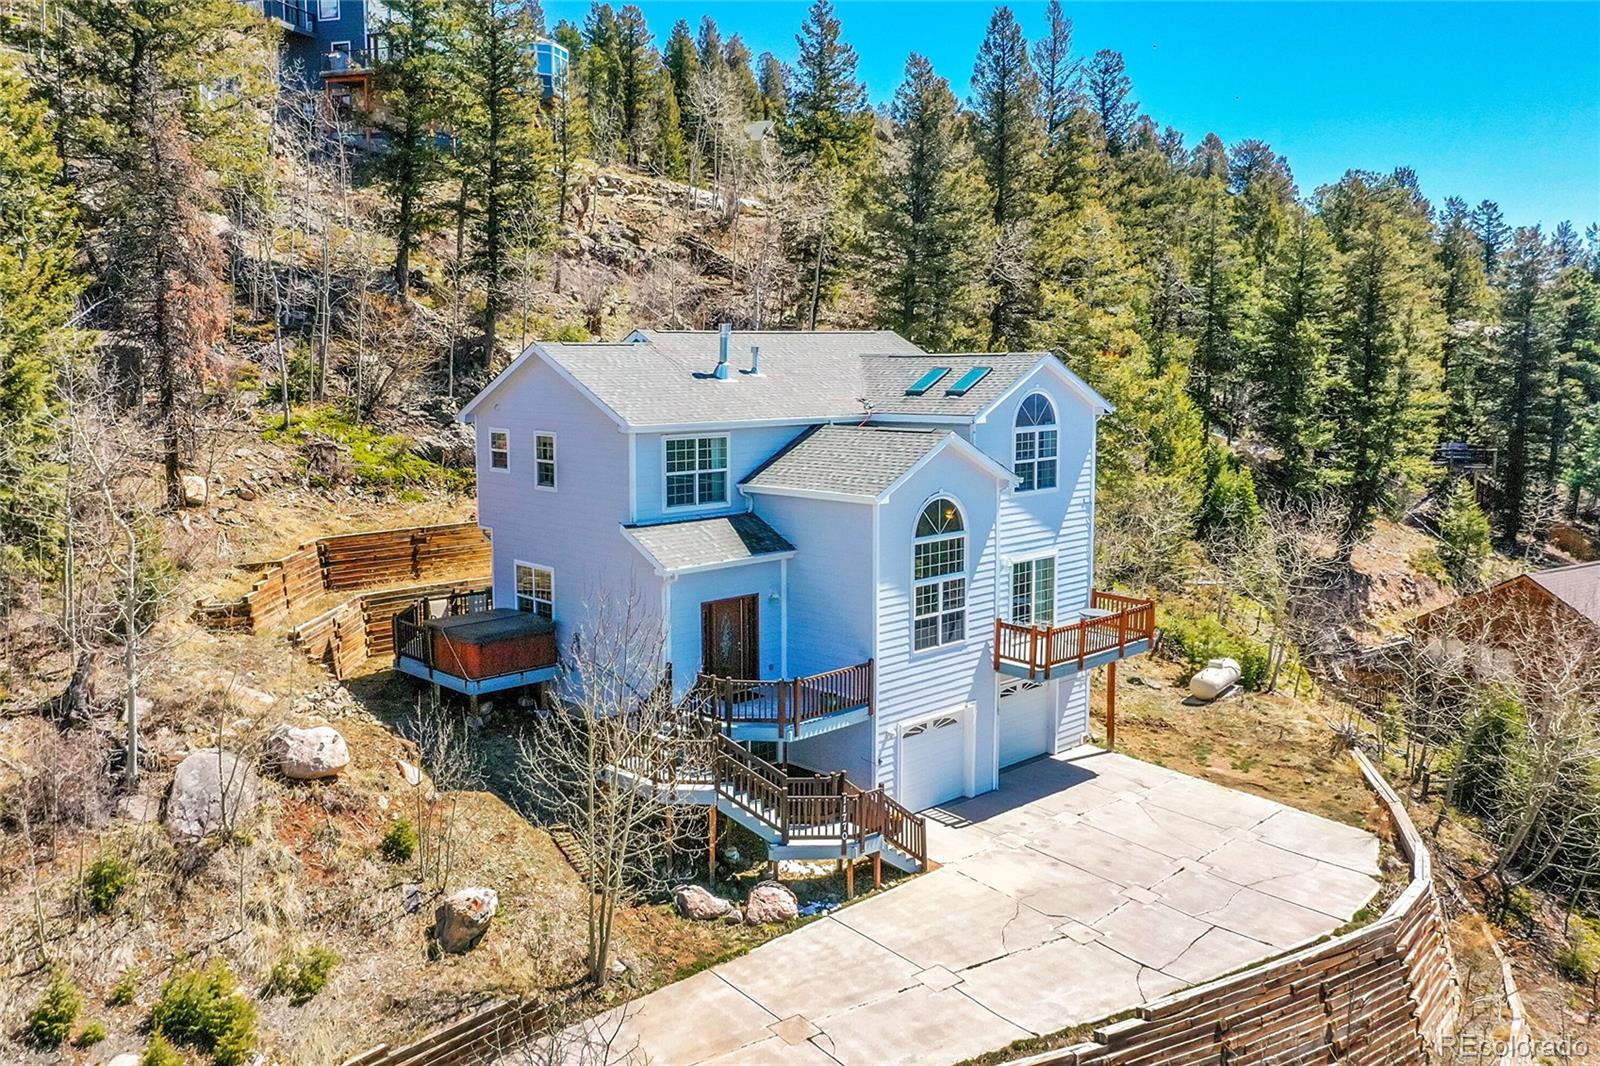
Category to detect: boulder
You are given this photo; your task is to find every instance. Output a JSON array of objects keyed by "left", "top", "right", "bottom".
[
  {"left": 673, "top": 884, "right": 732, "bottom": 921},
  {"left": 265, "top": 724, "right": 350, "bottom": 780},
  {"left": 105, "top": 1056, "right": 142, "bottom": 1066},
  {"left": 180, "top": 474, "right": 208, "bottom": 507},
  {"left": 434, "top": 887, "right": 498, "bottom": 953},
  {"left": 744, "top": 880, "right": 799, "bottom": 925},
  {"left": 165, "top": 749, "right": 257, "bottom": 839}
]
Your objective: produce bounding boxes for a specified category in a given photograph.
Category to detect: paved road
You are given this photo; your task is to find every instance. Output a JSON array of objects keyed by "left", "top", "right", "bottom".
[{"left": 554, "top": 746, "right": 1380, "bottom": 1066}]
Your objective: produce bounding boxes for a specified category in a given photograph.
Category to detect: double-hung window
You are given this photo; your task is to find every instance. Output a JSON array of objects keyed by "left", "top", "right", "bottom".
[
  {"left": 1014, "top": 394, "right": 1058, "bottom": 492},
  {"left": 319, "top": 0, "right": 339, "bottom": 21},
  {"left": 1010, "top": 556, "right": 1056, "bottom": 627},
  {"left": 534, "top": 433, "right": 556, "bottom": 489},
  {"left": 515, "top": 562, "right": 553, "bottom": 618},
  {"left": 913, "top": 498, "right": 966, "bottom": 651},
  {"left": 488, "top": 429, "right": 510, "bottom": 471},
  {"left": 665, "top": 435, "right": 728, "bottom": 508}
]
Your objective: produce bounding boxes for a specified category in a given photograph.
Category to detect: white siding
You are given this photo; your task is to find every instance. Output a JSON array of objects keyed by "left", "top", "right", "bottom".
[
  {"left": 633, "top": 424, "right": 805, "bottom": 523},
  {"left": 787, "top": 721, "right": 873, "bottom": 787},
  {"left": 973, "top": 366, "right": 1098, "bottom": 621},
  {"left": 1056, "top": 672, "right": 1090, "bottom": 749},
  {"left": 873, "top": 452, "right": 1002, "bottom": 799},
  {"left": 471, "top": 357, "right": 662, "bottom": 674},
  {"left": 748, "top": 495, "right": 875, "bottom": 678},
  {"left": 665, "top": 560, "right": 784, "bottom": 687}
]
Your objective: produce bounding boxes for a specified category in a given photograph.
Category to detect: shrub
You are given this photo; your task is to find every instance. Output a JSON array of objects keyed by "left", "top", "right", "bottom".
[
  {"left": 108, "top": 970, "right": 137, "bottom": 1006},
  {"left": 150, "top": 960, "right": 257, "bottom": 1066},
  {"left": 27, "top": 972, "right": 82, "bottom": 1047},
  {"left": 381, "top": 818, "right": 418, "bottom": 863},
  {"left": 1156, "top": 607, "right": 1271, "bottom": 691},
  {"left": 141, "top": 1032, "right": 185, "bottom": 1066},
  {"left": 1557, "top": 918, "right": 1600, "bottom": 982},
  {"left": 74, "top": 1020, "right": 107, "bottom": 1047},
  {"left": 1455, "top": 693, "right": 1528, "bottom": 818},
  {"left": 1200, "top": 451, "right": 1262, "bottom": 533},
  {"left": 84, "top": 854, "right": 136, "bottom": 913},
  {"left": 1436, "top": 479, "right": 1493, "bottom": 587},
  {"left": 265, "top": 945, "right": 339, "bottom": 1004}
]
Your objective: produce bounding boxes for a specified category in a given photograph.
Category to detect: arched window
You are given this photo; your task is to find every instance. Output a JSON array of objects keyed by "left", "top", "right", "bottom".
[
  {"left": 1014, "top": 393, "right": 1058, "bottom": 492},
  {"left": 913, "top": 498, "right": 966, "bottom": 651}
]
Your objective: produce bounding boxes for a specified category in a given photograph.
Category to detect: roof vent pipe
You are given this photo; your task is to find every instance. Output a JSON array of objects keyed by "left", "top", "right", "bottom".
[
  {"left": 750, "top": 344, "right": 761, "bottom": 375},
  {"left": 715, "top": 323, "right": 731, "bottom": 380}
]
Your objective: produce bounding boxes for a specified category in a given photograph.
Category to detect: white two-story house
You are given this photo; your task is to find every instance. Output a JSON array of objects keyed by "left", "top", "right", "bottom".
[{"left": 450, "top": 328, "right": 1153, "bottom": 819}]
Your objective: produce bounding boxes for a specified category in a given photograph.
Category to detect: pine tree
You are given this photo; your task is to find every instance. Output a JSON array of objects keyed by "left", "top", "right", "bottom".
[
  {"left": 1255, "top": 210, "right": 1335, "bottom": 493},
  {"left": 662, "top": 19, "right": 699, "bottom": 126},
  {"left": 1084, "top": 49, "right": 1138, "bottom": 156},
  {"left": 0, "top": 56, "right": 81, "bottom": 580},
  {"left": 1435, "top": 197, "right": 1493, "bottom": 441},
  {"left": 1436, "top": 478, "right": 1492, "bottom": 587},
  {"left": 1187, "top": 177, "right": 1256, "bottom": 434},
  {"left": 970, "top": 6, "right": 1042, "bottom": 347},
  {"left": 372, "top": 0, "right": 458, "bottom": 295},
  {"left": 695, "top": 15, "right": 723, "bottom": 69},
  {"left": 1032, "top": 0, "right": 1077, "bottom": 143},
  {"left": 458, "top": 0, "right": 555, "bottom": 363},
  {"left": 870, "top": 54, "right": 989, "bottom": 349},
  {"left": 722, "top": 35, "right": 761, "bottom": 118},
  {"left": 648, "top": 66, "right": 687, "bottom": 179},
  {"left": 581, "top": 3, "right": 623, "bottom": 162},
  {"left": 1489, "top": 226, "right": 1559, "bottom": 541},
  {"left": 1470, "top": 199, "right": 1508, "bottom": 278},
  {"left": 1319, "top": 172, "right": 1445, "bottom": 545},
  {"left": 1228, "top": 139, "right": 1295, "bottom": 265},
  {"left": 756, "top": 53, "right": 787, "bottom": 121},
  {"left": 782, "top": 0, "right": 869, "bottom": 166},
  {"left": 1547, "top": 264, "right": 1600, "bottom": 513},
  {"left": 613, "top": 5, "right": 656, "bottom": 166},
  {"left": 550, "top": 20, "right": 589, "bottom": 223}
]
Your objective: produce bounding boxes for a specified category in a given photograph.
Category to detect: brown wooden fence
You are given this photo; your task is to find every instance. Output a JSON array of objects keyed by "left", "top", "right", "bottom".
[
  {"left": 340, "top": 996, "right": 549, "bottom": 1066},
  {"left": 1005, "top": 749, "right": 1459, "bottom": 1066},
  {"left": 194, "top": 521, "right": 491, "bottom": 633},
  {"left": 291, "top": 579, "right": 489, "bottom": 680}
]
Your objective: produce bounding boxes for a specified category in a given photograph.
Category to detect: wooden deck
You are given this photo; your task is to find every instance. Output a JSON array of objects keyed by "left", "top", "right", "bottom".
[
  {"left": 993, "top": 590, "right": 1156, "bottom": 680},
  {"left": 696, "top": 661, "right": 874, "bottom": 741},
  {"left": 392, "top": 590, "right": 559, "bottom": 696}
]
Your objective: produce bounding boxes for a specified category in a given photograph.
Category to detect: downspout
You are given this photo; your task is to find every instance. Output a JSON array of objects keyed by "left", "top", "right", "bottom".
[{"left": 870, "top": 501, "right": 881, "bottom": 789}]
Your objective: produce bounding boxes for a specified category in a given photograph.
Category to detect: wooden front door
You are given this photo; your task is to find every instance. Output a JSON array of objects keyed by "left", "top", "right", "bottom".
[{"left": 701, "top": 595, "right": 759, "bottom": 679}]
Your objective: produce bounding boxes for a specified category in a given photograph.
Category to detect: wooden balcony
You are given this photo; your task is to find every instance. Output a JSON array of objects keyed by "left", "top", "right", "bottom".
[
  {"left": 994, "top": 591, "right": 1156, "bottom": 680},
  {"left": 696, "top": 661, "right": 873, "bottom": 742},
  {"left": 392, "top": 588, "right": 559, "bottom": 697}
]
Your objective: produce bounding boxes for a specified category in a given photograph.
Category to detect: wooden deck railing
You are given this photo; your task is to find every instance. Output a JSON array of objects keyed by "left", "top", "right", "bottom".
[
  {"left": 697, "top": 660, "right": 874, "bottom": 736},
  {"left": 994, "top": 591, "right": 1156, "bottom": 680},
  {"left": 709, "top": 735, "right": 928, "bottom": 869}
]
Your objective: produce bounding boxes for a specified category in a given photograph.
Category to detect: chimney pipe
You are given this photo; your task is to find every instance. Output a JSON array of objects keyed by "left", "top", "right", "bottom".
[
  {"left": 750, "top": 344, "right": 761, "bottom": 375},
  {"left": 715, "top": 323, "right": 731, "bottom": 379}
]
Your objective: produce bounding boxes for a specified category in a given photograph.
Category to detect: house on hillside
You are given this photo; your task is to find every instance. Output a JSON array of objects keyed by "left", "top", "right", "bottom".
[
  {"left": 1411, "top": 561, "right": 1600, "bottom": 675},
  {"left": 394, "top": 327, "right": 1155, "bottom": 871}
]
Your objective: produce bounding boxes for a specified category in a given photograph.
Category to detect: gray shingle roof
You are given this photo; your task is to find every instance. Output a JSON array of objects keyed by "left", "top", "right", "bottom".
[
  {"left": 741, "top": 425, "right": 950, "bottom": 498},
  {"left": 1529, "top": 562, "right": 1600, "bottom": 627},
  {"left": 624, "top": 512, "right": 795, "bottom": 573},
  {"left": 526, "top": 331, "right": 1052, "bottom": 428}
]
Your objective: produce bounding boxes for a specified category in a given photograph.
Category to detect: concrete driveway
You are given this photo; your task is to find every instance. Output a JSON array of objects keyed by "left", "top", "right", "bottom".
[{"left": 557, "top": 746, "right": 1380, "bottom": 1066}]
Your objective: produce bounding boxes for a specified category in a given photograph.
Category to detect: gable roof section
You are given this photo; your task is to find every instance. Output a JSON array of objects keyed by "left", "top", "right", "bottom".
[
  {"left": 622, "top": 512, "right": 795, "bottom": 575},
  {"left": 1528, "top": 561, "right": 1600, "bottom": 627},
  {"left": 741, "top": 425, "right": 1013, "bottom": 500},
  {"left": 458, "top": 330, "right": 1108, "bottom": 430}
]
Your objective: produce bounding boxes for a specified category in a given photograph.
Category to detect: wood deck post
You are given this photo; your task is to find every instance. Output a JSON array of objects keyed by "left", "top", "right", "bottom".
[
  {"left": 846, "top": 858, "right": 855, "bottom": 899},
  {"left": 873, "top": 852, "right": 882, "bottom": 890},
  {"left": 708, "top": 804, "right": 718, "bottom": 881},
  {"left": 1106, "top": 660, "right": 1118, "bottom": 750}
]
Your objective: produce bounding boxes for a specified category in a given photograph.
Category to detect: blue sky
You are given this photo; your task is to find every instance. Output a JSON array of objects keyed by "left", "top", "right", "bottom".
[{"left": 545, "top": 1, "right": 1600, "bottom": 231}]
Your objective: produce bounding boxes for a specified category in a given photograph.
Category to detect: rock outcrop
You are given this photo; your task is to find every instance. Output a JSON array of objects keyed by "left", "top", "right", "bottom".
[
  {"left": 265, "top": 724, "right": 350, "bottom": 780},
  {"left": 744, "top": 880, "right": 799, "bottom": 925},
  {"left": 165, "top": 750, "right": 258, "bottom": 839},
  {"left": 435, "top": 887, "right": 498, "bottom": 953}
]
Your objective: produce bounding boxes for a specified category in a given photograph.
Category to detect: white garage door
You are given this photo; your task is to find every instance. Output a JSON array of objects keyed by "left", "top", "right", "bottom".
[
  {"left": 999, "top": 682, "right": 1054, "bottom": 768},
  {"left": 899, "top": 714, "right": 966, "bottom": 811}
]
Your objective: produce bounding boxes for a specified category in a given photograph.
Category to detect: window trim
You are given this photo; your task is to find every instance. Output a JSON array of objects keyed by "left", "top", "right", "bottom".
[
  {"left": 1008, "top": 552, "right": 1057, "bottom": 627},
  {"left": 318, "top": 0, "right": 340, "bottom": 21},
  {"left": 533, "top": 431, "right": 557, "bottom": 492},
  {"left": 487, "top": 428, "right": 510, "bottom": 473},
  {"left": 912, "top": 495, "right": 968, "bottom": 653},
  {"left": 514, "top": 560, "right": 554, "bottom": 619},
  {"left": 661, "top": 433, "right": 730, "bottom": 511},
  {"left": 1013, "top": 391, "right": 1060, "bottom": 494}
]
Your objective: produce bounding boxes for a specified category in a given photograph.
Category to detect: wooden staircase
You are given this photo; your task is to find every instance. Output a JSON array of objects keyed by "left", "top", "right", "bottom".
[{"left": 711, "top": 735, "right": 927, "bottom": 871}]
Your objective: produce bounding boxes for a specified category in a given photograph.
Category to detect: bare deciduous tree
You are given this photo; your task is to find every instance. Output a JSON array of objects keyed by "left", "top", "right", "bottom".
[{"left": 514, "top": 588, "right": 707, "bottom": 985}]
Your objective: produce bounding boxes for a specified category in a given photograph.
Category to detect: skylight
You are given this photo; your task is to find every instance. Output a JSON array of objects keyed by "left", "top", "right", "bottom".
[
  {"left": 905, "top": 367, "right": 952, "bottom": 396},
  {"left": 945, "top": 367, "right": 992, "bottom": 396}
]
